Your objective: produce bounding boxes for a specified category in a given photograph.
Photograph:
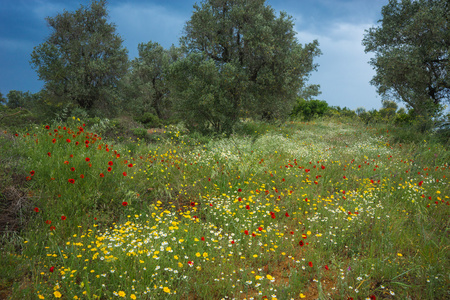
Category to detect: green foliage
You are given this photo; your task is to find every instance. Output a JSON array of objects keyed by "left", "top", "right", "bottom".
[
  {"left": 173, "top": 0, "right": 321, "bottom": 133},
  {"left": 131, "top": 127, "right": 148, "bottom": 139},
  {"left": 0, "top": 91, "right": 6, "bottom": 104},
  {"left": 124, "top": 42, "right": 182, "bottom": 119},
  {"left": 290, "top": 98, "right": 329, "bottom": 120},
  {"left": 133, "top": 112, "right": 161, "bottom": 128},
  {"left": 363, "top": 0, "right": 449, "bottom": 120},
  {"left": 30, "top": 0, "right": 128, "bottom": 114}
]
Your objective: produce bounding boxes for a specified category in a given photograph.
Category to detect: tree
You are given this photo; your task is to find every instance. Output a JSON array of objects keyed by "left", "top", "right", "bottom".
[
  {"left": 363, "top": 0, "right": 449, "bottom": 118},
  {"left": 171, "top": 0, "right": 321, "bottom": 132},
  {"left": 0, "top": 91, "right": 6, "bottom": 105},
  {"left": 126, "top": 42, "right": 182, "bottom": 119},
  {"left": 30, "top": 0, "right": 128, "bottom": 114}
]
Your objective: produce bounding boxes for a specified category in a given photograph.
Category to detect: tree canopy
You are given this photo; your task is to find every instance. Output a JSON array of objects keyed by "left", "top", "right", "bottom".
[
  {"left": 170, "top": 0, "right": 321, "bottom": 132},
  {"left": 363, "top": 0, "right": 449, "bottom": 118},
  {"left": 30, "top": 0, "right": 128, "bottom": 114}
]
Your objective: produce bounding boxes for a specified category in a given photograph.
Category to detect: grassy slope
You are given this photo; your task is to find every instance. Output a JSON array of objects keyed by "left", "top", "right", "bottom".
[{"left": 0, "top": 118, "right": 448, "bottom": 300}]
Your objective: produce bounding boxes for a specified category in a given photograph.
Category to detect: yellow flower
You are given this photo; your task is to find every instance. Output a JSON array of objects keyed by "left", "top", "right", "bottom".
[
  {"left": 195, "top": 252, "right": 201, "bottom": 257},
  {"left": 397, "top": 253, "right": 403, "bottom": 257},
  {"left": 163, "top": 287, "right": 171, "bottom": 293},
  {"left": 118, "top": 291, "right": 126, "bottom": 297},
  {"left": 202, "top": 252, "right": 208, "bottom": 258},
  {"left": 130, "top": 294, "right": 137, "bottom": 300},
  {"left": 300, "top": 293, "right": 306, "bottom": 298},
  {"left": 53, "top": 291, "right": 62, "bottom": 298},
  {"left": 38, "top": 295, "right": 45, "bottom": 299},
  {"left": 266, "top": 274, "right": 273, "bottom": 280}
]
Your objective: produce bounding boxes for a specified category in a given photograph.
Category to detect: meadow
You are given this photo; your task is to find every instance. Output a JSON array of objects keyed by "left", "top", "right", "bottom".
[{"left": 0, "top": 117, "right": 448, "bottom": 299}]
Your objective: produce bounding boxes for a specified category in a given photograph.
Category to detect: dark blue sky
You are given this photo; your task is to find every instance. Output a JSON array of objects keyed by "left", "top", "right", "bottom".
[{"left": 0, "top": 0, "right": 389, "bottom": 110}]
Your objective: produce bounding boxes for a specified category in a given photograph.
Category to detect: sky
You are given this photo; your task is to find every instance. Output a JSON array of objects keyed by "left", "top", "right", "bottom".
[{"left": 0, "top": 0, "right": 390, "bottom": 111}]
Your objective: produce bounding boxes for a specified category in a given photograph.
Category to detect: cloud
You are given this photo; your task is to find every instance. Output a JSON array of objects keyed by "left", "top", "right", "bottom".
[
  {"left": 109, "top": 2, "right": 189, "bottom": 57},
  {"left": 0, "top": 37, "right": 34, "bottom": 52},
  {"left": 294, "top": 21, "right": 381, "bottom": 109}
]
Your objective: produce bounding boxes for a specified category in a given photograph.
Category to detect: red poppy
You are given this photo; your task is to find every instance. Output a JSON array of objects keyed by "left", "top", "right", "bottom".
[
  {"left": 30, "top": 170, "right": 35, "bottom": 176},
  {"left": 68, "top": 179, "right": 75, "bottom": 184},
  {"left": 50, "top": 226, "right": 56, "bottom": 230},
  {"left": 85, "top": 140, "right": 89, "bottom": 145},
  {"left": 45, "top": 125, "right": 50, "bottom": 129},
  {"left": 324, "top": 265, "right": 329, "bottom": 270},
  {"left": 99, "top": 173, "right": 104, "bottom": 178},
  {"left": 308, "top": 261, "right": 313, "bottom": 267},
  {"left": 190, "top": 202, "right": 196, "bottom": 207},
  {"left": 26, "top": 176, "right": 31, "bottom": 181},
  {"left": 66, "top": 139, "right": 71, "bottom": 143},
  {"left": 70, "top": 167, "right": 75, "bottom": 172},
  {"left": 369, "top": 295, "right": 376, "bottom": 300},
  {"left": 123, "top": 172, "right": 127, "bottom": 176},
  {"left": 45, "top": 220, "right": 51, "bottom": 224},
  {"left": 75, "top": 141, "right": 79, "bottom": 146},
  {"left": 128, "top": 163, "right": 133, "bottom": 167},
  {"left": 69, "top": 154, "right": 73, "bottom": 158},
  {"left": 285, "top": 212, "right": 290, "bottom": 217},
  {"left": 246, "top": 205, "right": 250, "bottom": 210},
  {"left": 231, "top": 240, "right": 235, "bottom": 244},
  {"left": 49, "top": 266, "right": 54, "bottom": 272},
  {"left": 321, "top": 165, "right": 325, "bottom": 170},
  {"left": 61, "top": 216, "right": 66, "bottom": 220},
  {"left": 290, "top": 231, "right": 294, "bottom": 234},
  {"left": 34, "top": 207, "right": 39, "bottom": 212},
  {"left": 201, "top": 237, "right": 205, "bottom": 241},
  {"left": 299, "top": 240, "right": 304, "bottom": 247},
  {"left": 270, "top": 212, "right": 276, "bottom": 219},
  {"left": 122, "top": 201, "right": 128, "bottom": 206},
  {"left": 108, "top": 161, "right": 113, "bottom": 166},
  {"left": 85, "top": 157, "right": 90, "bottom": 162},
  {"left": 80, "top": 174, "right": 84, "bottom": 179},
  {"left": 107, "top": 167, "right": 112, "bottom": 172},
  {"left": 258, "top": 227, "right": 263, "bottom": 231},
  {"left": 52, "top": 138, "right": 56, "bottom": 143},
  {"left": 64, "top": 161, "right": 69, "bottom": 165},
  {"left": 238, "top": 188, "right": 242, "bottom": 192},
  {"left": 418, "top": 181, "right": 423, "bottom": 186},
  {"left": 244, "top": 230, "right": 249, "bottom": 235},
  {"left": 252, "top": 232, "right": 256, "bottom": 236}
]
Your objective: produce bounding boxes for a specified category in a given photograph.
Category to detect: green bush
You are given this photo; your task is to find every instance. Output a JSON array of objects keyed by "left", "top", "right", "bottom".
[
  {"left": 290, "top": 98, "right": 329, "bottom": 120},
  {"left": 131, "top": 127, "right": 148, "bottom": 139},
  {"left": 134, "top": 112, "right": 161, "bottom": 128}
]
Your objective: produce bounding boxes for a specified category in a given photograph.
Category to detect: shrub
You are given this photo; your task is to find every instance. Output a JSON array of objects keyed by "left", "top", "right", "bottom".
[
  {"left": 134, "top": 112, "right": 161, "bottom": 128},
  {"left": 290, "top": 98, "right": 329, "bottom": 120},
  {"left": 131, "top": 127, "right": 148, "bottom": 139}
]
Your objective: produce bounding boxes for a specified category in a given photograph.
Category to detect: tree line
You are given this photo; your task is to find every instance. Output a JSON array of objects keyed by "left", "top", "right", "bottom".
[{"left": 1, "top": 0, "right": 449, "bottom": 135}]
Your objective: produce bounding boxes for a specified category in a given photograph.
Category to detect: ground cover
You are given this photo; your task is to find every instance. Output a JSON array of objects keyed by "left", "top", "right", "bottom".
[{"left": 0, "top": 118, "right": 448, "bottom": 299}]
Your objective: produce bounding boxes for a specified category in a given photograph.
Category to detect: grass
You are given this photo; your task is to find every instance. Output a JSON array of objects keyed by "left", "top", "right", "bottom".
[{"left": 0, "top": 117, "right": 448, "bottom": 299}]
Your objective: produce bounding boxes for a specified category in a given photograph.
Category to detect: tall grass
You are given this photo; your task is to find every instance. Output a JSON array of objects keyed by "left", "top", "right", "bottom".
[{"left": 0, "top": 118, "right": 448, "bottom": 299}]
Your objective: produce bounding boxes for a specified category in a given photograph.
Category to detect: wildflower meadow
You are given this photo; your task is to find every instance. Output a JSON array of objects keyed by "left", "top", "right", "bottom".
[{"left": 1, "top": 117, "right": 449, "bottom": 299}]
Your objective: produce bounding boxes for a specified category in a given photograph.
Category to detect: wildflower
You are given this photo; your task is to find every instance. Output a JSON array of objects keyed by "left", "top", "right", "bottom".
[
  {"left": 61, "top": 216, "right": 66, "bottom": 221},
  {"left": 130, "top": 295, "right": 137, "bottom": 300},
  {"left": 238, "top": 188, "right": 242, "bottom": 192},
  {"left": 308, "top": 261, "right": 313, "bottom": 267},
  {"left": 66, "top": 139, "right": 71, "bottom": 143},
  {"left": 123, "top": 172, "right": 127, "bottom": 176},
  {"left": 107, "top": 167, "right": 112, "bottom": 172},
  {"left": 50, "top": 266, "right": 54, "bottom": 272},
  {"left": 68, "top": 179, "right": 75, "bottom": 184},
  {"left": 45, "top": 220, "right": 51, "bottom": 224},
  {"left": 52, "top": 138, "right": 56, "bottom": 143},
  {"left": 34, "top": 207, "right": 39, "bottom": 213},
  {"left": 99, "top": 173, "right": 104, "bottom": 178},
  {"left": 299, "top": 240, "right": 304, "bottom": 247},
  {"left": 122, "top": 201, "right": 128, "bottom": 206},
  {"left": 285, "top": 212, "right": 290, "bottom": 217},
  {"left": 128, "top": 163, "right": 133, "bottom": 167},
  {"left": 118, "top": 291, "right": 125, "bottom": 297},
  {"left": 85, "top": 157, "right": 90, "bottom": 162},
  {"left": 324, "top": 265, "right": 329, "bottom": 270},
  {"left": 80, "top": 174, "right": 84, "bottom": 179},
  {"left": 47, "top": 152, "right": 51, "bottom": 157},
  {"left": 163, "top": 287, "right": 171, "bottom": 293},
  {"left": 30, "top": 170, "right": 35, "bottom": 176},
  {"left": 45, "top": 125, "right": 50, "bottom": 129},
  {"left": 53, "top": 291, "right": 62, "bottom": 298},
  {"left": 108, "top": 161, "right": 113, "bottom": 166}
]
